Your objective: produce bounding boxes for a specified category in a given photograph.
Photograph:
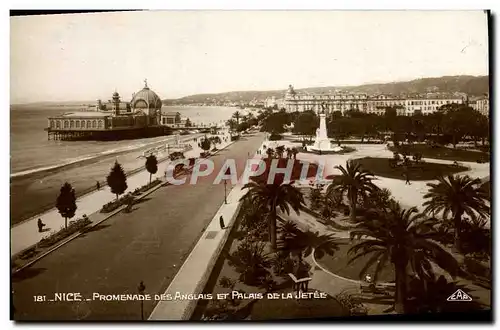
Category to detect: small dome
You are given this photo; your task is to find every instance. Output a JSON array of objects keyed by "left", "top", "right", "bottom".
[{"left": 131, "top": 80, "right": 162, "bottom": 110}]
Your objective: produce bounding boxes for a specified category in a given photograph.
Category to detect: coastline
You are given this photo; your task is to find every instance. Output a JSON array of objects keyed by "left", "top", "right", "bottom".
[{"left": 10, "top": 133, "right": 202, "bottom": 226}]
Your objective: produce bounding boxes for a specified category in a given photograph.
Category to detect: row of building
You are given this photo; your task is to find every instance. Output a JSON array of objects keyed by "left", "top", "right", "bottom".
[{"left": 265, "top": 85, "right": 489, "bottom": 117}]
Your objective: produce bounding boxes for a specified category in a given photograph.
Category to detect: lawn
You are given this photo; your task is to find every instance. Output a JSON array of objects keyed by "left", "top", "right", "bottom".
[
  {"left": 389, "top": 144, "right": 490, "bottom": 163},
  {"left": 354, "top": 157, "right": 469, "bottom": 181},
  {"left": 315, "top": 238, "right": 395, "bottom": 283}
]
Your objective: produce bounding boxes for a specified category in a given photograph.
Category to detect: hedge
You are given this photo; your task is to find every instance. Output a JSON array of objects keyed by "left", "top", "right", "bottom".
[{"left": 38, "top": 216, "right": 92, "bottom": 249}]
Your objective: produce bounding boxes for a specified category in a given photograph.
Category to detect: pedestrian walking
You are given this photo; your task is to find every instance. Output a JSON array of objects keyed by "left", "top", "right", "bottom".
[
  {"left": 219, "top": 216, "right": 225, "bottom": 229},
  {"left": 37, "top": 218, "right": 46, "bottom": 233},
  {"left": 96, "top": 181, "right": 100, "bottom": 190},
  {"left": 405, "top": 171, "right": 411, "bottom": 185}
]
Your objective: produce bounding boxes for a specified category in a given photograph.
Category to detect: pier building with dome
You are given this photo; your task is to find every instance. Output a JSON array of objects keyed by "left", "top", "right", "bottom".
[{"left": 46, "top": 80, "right": 170, "bottom": 140}]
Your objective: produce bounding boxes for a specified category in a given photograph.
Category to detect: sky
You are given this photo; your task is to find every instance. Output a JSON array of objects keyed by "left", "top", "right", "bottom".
[{"left": 10, "top": 10, "right": 489, "bottom": 104}]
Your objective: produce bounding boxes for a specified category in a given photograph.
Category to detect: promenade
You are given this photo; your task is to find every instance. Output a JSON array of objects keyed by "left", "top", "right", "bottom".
[
  {"left": 11, "top": 131, "right": 228, "bottom": 256},
  {"left": 12, "top": 132, "right": 265, "bottom": 320}
]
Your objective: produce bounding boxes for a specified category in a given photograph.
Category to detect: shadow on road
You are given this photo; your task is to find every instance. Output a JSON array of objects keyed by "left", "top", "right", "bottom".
[
  {"left": 134, "top": 197, "right": 151, "bottom": 206},
  {"left": 12, "top": 267, "right": 47, "bottom": 282},
  {"left": 81, "top": 224, "right": 111, "bottom": 235}
]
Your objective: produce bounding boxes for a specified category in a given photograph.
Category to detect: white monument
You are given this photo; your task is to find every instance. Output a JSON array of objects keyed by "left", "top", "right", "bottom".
[{"left": 308, "top": 112, "right": 342, "bottom": 153}]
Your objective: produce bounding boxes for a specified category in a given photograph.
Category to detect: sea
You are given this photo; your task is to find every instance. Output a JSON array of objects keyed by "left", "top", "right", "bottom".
[{"left": 10, "top": 105, "right": 236, "bottom": 225}]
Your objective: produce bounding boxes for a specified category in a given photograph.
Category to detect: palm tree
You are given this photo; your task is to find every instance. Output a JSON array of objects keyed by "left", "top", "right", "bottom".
[
  {"left": 423, "top": 174, "right": 490, "bottom": 251},
  {"left": 240, "top": 181, "right": 305, "bottom": 250},
  {"left": 275, "top": 145, "right": 285, "bottom": 158},
  {"left": 232, "top": 111, "right": 241, "bottom": 126},
  {"left": 349, "top": 201, "right": 461, "bottom": 314},
  {"left": 266, "top": 147, "right": 274, "bottom": 159},
  {"left": 279, "top": 221, "right": 338, "bottom": 266},
  {"left": 326, "top": 160, "right": 378, "bottom": 222}
]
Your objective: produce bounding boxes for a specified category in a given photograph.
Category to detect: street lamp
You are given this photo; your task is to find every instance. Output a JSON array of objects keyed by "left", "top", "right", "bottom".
[
  {"left": 224, "top": 167, "right": 231, "bottom": 204},
  {"left": 224, "top": 179, "right": 227, "bottom": 204},
  {"left": 138, "top": 281, "right": 146, "bottom": 320}
]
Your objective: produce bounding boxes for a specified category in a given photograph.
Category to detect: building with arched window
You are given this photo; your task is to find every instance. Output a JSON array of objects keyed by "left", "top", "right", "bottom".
[
  {"left": 46, "top": 80, "right": 170, "bottom": 140},
  {"left": 284, "top": 84, "right": 467, "bottom": 116}
]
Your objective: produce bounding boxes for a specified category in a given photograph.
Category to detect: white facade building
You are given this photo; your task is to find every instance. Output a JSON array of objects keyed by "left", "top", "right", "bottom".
[{"left": 284, "top": 84, "right": 467, "bottom": 116}]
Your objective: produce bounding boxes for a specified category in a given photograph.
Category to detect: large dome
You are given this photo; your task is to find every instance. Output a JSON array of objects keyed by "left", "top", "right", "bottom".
[{"left": 131, "top": 80, "right": 162, "bottom": 110}]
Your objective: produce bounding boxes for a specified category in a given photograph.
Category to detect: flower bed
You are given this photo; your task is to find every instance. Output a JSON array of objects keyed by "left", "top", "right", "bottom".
[
  {"left": 131, "top": 178, "right": 163, "bottom": 196},
  {"left": 38, "top": 216, "right": 92, "bottom": 249},
  {"left": 100, "top": 193, "right": 134, "bottom": 213},
  {"left": 102, "top": 179, "right": 163, "bottom": 213}
]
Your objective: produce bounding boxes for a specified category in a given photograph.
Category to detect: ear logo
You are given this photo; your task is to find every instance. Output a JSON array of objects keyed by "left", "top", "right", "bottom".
[{"left": 447, "top": 289, "right": 472, "bottom": 301}]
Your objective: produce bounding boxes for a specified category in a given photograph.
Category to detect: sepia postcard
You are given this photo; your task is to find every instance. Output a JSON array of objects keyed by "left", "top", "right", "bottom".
[{"left": 9, "top": 10, "right": 491, "bottom": 322}]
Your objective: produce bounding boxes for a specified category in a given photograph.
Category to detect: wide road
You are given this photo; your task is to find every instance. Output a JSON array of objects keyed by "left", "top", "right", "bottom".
[{"left": 12, "top": 132, "right": 265, "bottom": 320}]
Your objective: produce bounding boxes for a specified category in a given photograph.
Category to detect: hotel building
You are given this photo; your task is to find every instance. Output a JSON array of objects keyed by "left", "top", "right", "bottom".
[{"left": 284, "top": 85, "right": 467, "bottom": 116}]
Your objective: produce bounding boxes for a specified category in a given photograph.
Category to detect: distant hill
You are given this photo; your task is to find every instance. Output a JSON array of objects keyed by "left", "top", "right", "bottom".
[
  {"left": 163, "top": 75, "right": 489, "bottom": 105},
  {"left": 11, "top": 101, "right": 95, "bottom": 108}
]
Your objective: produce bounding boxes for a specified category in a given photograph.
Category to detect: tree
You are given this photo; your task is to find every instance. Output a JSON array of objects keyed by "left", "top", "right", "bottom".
[
  {"left": 210, "top": 136, "right": 222, "bottom": 145},
  {"left": 360, "top": 187, "right": 393, "bottom": 211},
  {"left": 240, "top": 181, "right": 305, "bottom": 250},
  {"left": 326, "top": 160, "right": 378, "bottom": 222},
  {"left": 56, "top": 182, "right": 77, "bottom": 229},
  {"left": 145, "top": 155, "right": 158, "bottom": 184},
  {"left": 107, "top": 161, "right": 128, "bottom": 200},
  {"left": 185, "top": 118, "right": 192, "bottom": 127},
  {"left": 383, "top": 106, "right": 399, "bottom": 134},
  {"left": 427, "top": 111, "right": 445, "bottom": 144},
  {"left": 411, "top": 113, "right": 428, "bottom": 142},
  {"left": 293, "top": 111, "right": 319, "bottom": 142},
  {"left": 328, "top": 117, "right": 353, "bottom": 146},
  {"left": 266, "top": 147, "right": 274, "bottom": 159},
  {"left": 423, "top": 174, "right": 490, "bottom": 251},
  {"left": 468, "top": 112, "right": 489, "bottom": 147},
  {"left": 261, "top": 111, "right": 289, "bottom": 134},
  {"left": 329, "top": 111, "right": 343, "bottom": 121},
  {"left": 278, "top": 221, "right": 338, "bottom": 272},
  {"left": 275, "top": 145, "right": 285, "bottom": 159},
  {"left": 349, "top": 201, "right": 461, "bottom": 314},
  {"left": 441, "top": 104, "right": 476, "bottom": 148},
  {"left": 309, "top": 182, "right": 325, "bottom": 210},
  {"left": 200, "top": 137, "right": 212, "bottom": 152},
  {"left": 237, "top": 121, "right": 250, "bottom": 133},
  {"left": 232, "top": 111, "right": 241, "bottom": 126},
  {"left": 227, "top": 239, "right": 271, "bottom": 285},
  {"left": 226, "top": 119, "right": 238, "bottom": 134}
]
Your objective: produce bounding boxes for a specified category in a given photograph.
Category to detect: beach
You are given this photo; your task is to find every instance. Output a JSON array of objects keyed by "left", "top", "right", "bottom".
[{"left": 10, "top": 104, "right": 236, "bottom": 225}]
